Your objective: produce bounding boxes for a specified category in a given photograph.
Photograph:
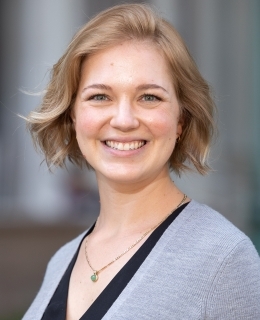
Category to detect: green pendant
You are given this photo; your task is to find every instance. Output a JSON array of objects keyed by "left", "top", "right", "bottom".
[{"left": 91, "top": 272, "right": 98, "bottom": 282}]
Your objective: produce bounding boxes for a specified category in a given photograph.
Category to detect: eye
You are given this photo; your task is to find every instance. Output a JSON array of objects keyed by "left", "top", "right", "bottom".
[
  {"left": 141, "top": 94, "right": 161, "bottom": 102},
  {"left": 88, "top": 94, "right": 109, "bottom": 101}
]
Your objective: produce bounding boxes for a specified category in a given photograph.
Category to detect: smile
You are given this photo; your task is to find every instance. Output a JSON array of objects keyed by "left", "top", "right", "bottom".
[{"left": 105, "top": 140, "right": 146, "bottom": 151}]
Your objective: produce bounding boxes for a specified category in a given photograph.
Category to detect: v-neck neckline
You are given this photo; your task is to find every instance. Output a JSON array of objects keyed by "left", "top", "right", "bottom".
[{"left": 41, "top": 202, "right": 189, "bottom": 320}]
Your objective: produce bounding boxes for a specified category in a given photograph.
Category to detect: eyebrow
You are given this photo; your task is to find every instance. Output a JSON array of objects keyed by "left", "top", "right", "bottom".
[
  {"left": 82, "top": 84, "right": 112, "bottom": 92},
  {"left": 82, "top": 83, "right": 168, "bottom": 93},
  {"left": 136, "top": 84, "right": 167, "bottom": 92}
]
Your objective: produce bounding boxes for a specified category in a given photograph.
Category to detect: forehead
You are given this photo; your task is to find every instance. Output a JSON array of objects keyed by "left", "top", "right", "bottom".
[{"left": 79, "top": 40, "right": 173, "bottom": 87}]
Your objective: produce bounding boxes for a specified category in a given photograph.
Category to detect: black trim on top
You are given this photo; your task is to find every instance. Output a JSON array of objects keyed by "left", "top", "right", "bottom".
[{"left": 42, "top": 202, "right": 189, "bottom": 320}]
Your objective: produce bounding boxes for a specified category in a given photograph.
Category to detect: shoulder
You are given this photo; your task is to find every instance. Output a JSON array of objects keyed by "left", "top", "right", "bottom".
[
  {"left": 181, "top": 200, "right": 251, "bottom": 246},
  {"left": 170, "top": 200, "right": 260, "bottom": 272},
  {"left": 37, "top": 230, "right": 88, "bottom": 297},
  {"left": 174, "top": 201, "right": 260, "bottom": 318},
  {"left": 22, "top": 230, "right": 88, "bottom": 320},
  {"left": 45, "top": 230, "right": 87, "bottom": 273}
]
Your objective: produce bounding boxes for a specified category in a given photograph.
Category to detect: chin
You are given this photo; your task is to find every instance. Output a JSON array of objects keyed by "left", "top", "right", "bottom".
[
  {"left": 106, "top": 172, "right": 145, "bottom": 184},
  {"left": 97, "top": 165, "right": 167, "bottom": 186}
]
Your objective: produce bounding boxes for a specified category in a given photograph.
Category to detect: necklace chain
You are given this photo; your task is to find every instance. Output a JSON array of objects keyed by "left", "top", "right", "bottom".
[{"left": 85, "top": 194, "right": 187, "bottom": 282}]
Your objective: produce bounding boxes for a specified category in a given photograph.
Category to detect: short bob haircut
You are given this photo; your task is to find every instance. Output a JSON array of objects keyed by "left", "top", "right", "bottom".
[{"left": 27, "top": 3, "right": 215, "bottom": 175}]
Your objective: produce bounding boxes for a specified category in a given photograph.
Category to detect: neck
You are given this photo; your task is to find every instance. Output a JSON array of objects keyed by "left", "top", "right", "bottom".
[{"left": 94, "top": 171, "right": 184, "bottom": 236}]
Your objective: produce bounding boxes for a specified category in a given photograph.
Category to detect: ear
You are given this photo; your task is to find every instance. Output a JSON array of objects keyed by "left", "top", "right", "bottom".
[
  {"left": 70, "top": 108, "right": 76, "bottom": 124},
  {"left": 176, "top": 115, "right": 184, "bottom": 138}
]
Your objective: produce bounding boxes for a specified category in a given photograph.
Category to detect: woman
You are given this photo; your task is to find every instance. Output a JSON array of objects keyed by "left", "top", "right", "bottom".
[{"left": 23, "top": 4, "right": 260, "bottom": 320}]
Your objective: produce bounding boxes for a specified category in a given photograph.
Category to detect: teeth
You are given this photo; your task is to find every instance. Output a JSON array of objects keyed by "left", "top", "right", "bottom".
[{"left": 105, "top": 140, "right": 145, "bottom": 151}]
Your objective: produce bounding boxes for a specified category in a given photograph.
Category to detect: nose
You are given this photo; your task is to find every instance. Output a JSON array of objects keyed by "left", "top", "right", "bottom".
[{"left": 110, "top": 100, "right": 139, "bottom": 131}]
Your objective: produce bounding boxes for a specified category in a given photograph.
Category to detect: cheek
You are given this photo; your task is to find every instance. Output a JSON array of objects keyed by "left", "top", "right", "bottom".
[
  {"left": 148, "top": 111, "right": 178, "bottom": 157},
  {"left": 148, "top": 110, "right": 177, "bottom": 138},
  {"left": 74, "top": 110, "right": 101, "bottom": 139},
  {"left": 73, "top": 111, "right": 103, "bottom": 157}
]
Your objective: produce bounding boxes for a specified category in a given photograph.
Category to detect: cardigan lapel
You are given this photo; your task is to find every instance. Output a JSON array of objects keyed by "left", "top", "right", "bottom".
[{"left": 22, "top": 230, "right": 88, "bottom": 320}]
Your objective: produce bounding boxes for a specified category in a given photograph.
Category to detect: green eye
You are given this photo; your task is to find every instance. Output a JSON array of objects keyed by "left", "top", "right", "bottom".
[
  {"left": 92, "top": 94, "right": 107, "bottom": 100},
  {"left": 142, "top": 94, "right": 160, "bottom": 101}
]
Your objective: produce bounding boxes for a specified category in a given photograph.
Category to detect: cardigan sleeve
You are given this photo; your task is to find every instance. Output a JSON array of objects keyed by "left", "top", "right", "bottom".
[{"left": 205, "top": 238, "right": 260, "bottom": 319}]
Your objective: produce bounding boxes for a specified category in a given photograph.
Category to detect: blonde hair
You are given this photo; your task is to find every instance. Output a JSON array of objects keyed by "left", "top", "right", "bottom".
[{"left": 27, "top": 3, "right": 216, "bottom": 175}]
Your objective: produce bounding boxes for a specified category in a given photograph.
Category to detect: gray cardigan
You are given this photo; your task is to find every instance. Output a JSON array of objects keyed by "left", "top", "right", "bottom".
[{"left": 22, "top": 201, "right": 260, "bottom": 319}]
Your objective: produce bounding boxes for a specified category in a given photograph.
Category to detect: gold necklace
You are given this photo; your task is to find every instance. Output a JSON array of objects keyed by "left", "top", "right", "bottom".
[{"left": 85, "top": 194, "right": 187, "bottom": 282}]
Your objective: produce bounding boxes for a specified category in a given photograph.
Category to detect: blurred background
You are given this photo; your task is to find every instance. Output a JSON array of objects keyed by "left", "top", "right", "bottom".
[{"left": 0, "top": 0, "right": 259, "bottom": 319}]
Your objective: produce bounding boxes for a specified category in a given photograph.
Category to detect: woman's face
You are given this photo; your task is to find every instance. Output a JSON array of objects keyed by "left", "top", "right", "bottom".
[{"left": 72, "top": 41, "right": 182, "bottom": 185}]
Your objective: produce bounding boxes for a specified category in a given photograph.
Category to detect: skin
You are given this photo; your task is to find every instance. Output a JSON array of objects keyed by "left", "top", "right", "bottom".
[{"left": 67, "top": 40, "right": 187, "bottom": 320}]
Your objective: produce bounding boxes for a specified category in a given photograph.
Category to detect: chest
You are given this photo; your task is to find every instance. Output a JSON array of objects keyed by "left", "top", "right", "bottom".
[{"left": 66, "top": 239, "right": 145, "bottom": 320}]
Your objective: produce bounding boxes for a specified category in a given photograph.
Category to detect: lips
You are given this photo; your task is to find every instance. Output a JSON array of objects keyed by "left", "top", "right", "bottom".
[{"left": 105, "top": 140, "right": 146, "bottom": 151}]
